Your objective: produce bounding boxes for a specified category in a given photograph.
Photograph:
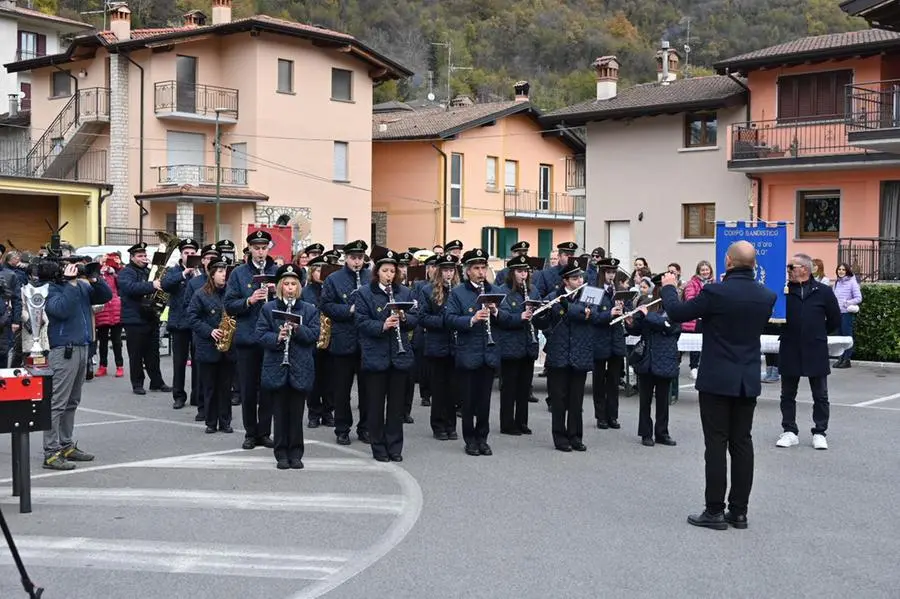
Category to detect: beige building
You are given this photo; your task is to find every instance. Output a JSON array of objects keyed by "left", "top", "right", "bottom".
[
  {"left": 4, "top": 0, "right": 410, "bottom": 250},
  {"left": 545, "top": 53, "right": 752, "bottom": 275}
]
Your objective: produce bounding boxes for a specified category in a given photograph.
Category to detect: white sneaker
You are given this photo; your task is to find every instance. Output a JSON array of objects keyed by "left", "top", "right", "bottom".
[
  {"left": 776, "top": 432, "right": 799, "bottom": 448},
  {"left": 690, "top": 368, "right": 698, "bottom": 380},
  {"left": 812, "top": 434, "right": 828, "bottom": 450}
]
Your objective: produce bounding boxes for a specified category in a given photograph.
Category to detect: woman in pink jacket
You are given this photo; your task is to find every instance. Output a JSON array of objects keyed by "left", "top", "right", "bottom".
[
  {"left": 95, "top": 252, "right": 124, "bottom": 377},
  {"left": 681, "top": 260, "right": 714, "bottom": 380}
]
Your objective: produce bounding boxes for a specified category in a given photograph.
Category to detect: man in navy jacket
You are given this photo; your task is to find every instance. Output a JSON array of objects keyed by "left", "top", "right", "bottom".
[
  {"left": 161, "top": 237, "right": 200, "bottom": 409},
  {"left": 661, "top": 240, "right": 776, "bottom": 530},
  {"left": 43, "top": 262, "right": 112, "bottom": 470}
]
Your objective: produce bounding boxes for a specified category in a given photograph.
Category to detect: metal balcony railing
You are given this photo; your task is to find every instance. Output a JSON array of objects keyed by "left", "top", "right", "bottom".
[
  {"left": 729, "top": 118, "right": 875, "bottom": 162},
  {"left": 103, "top": 228, "right": 206, "bottom": 247},
  {"left": 154, "top": 81, "right": 239, "bottom": 119},
  {"left": 566, "top": 154, "right": 585, "bottom": 190},
  {"left": 846, "top": 80, "right": 900, "bottom": 131},
  {"left": 503, "top": 189, "right": 586, "bottom": 220},
  {"left": 156, "top": 164, "right": 248, "bottom": 186},
  {"left": 0, "top": 144, "right": 107, "bottom": 183},
  {"left": 15, "top": 50, "right": 46, "bottom": 61},
  {"left": 837, "top": 237, "right": 900, "bottom": 282}
]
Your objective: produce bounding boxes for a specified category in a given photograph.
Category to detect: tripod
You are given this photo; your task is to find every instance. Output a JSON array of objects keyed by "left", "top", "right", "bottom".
[{"left": 0, "top": 506, "right": 44, "bottom": 598}]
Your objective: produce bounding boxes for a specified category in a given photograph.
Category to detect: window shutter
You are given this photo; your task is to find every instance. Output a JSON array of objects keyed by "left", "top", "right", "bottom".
[
  {"left": 504, "top": 227, "right": 519, "bottom": 254},
  {"left": 815, "top": 74, "right": 836, "bottom": 117},
  {"left": 835, "top": 71, "right": 852, "bottom": 116},
  {"left": 36, "top": 34, "right": 46, "bottom": 57},
  {"left": 777, "top": 78, "right": 797, "bottom": 120},
  {"left": 481, "top": 227, "right": 490, "bottom": 254},
  {"left": 796, "top": 75, "right": 814, "bottom": 118}
]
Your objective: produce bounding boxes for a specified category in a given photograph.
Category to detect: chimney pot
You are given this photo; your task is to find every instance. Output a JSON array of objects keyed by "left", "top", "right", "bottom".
[
  {"left": 514, "top": 80, "right": 530, "bottom": 102},
  {"left": 212, "top": 0, "right": 232, "bottom": 25},
  {"left": 656, "top": 45, "right": 680, "bottom": 84},
  {"left": 8, "top": 94, "right": 18, "bottom": 118},
  {"left": 108, "top": 2, "right": 132, "bottom": 41},
  {"left": 592, "top": 55, "right": 619, "bottom": 100},
  {"left": 183, "top": 10, "right": 208, "bottom": 27}
]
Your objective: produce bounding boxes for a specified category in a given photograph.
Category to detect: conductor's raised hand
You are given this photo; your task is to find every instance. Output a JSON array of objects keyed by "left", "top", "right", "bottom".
[{"left": 661, "top": 272, "right": 678, "bottom": 287}]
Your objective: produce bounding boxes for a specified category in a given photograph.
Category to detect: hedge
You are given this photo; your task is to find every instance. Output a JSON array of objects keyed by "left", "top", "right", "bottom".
[{"left": 853, "top": 283, "right": 900, "bottom": 362}]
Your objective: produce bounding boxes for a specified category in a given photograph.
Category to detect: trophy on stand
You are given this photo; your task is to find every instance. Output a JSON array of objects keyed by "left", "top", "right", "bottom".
[{"left": 22, "top": 283, "right": 49, "bottom": 369}]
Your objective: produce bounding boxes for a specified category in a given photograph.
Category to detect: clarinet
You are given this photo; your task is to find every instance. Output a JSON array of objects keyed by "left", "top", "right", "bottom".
[
  {"left": 447, "top": 284, "right": 459, "bottom": 346},
  {"left": 480, "top": 283, "right": 496, "bottom": 346},
  {"left": 281, "top": 298, "right": 295, "bottom": 367},
  {"left": 523, "top": 278, "right": 538, "bottom": 344},
  {"left": 355, "top": 269, "right": 361, "bottom": 290},
  {"left": 387, "top": 285, "right": 406, "bottom": 354}
]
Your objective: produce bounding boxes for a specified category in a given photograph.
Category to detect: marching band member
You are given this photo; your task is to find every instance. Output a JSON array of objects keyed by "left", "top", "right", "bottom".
[
  {"left": 256, "top": 264, "right": 320, "bottom": 470},
  {"left": 495, "top": 255, "right": 539, "bottom": 435},
  {"left": 592, "top": 257, "right": 627, "bottom": 430},
  {"left": 446, "top": 248, "right": 500, "bottom": 456},
  {"left": 355, "top": 249, "right": 418, "bottom": 462},
  {"left": 534, "top": 259, "right": 592, "bottom": 452},
  {"left": 493, "top": 241, "right": 530, "bottom": 285},
  {"left": 417, "top": 254, "right": 460, "bottom": 440},
  {"left": 535, "top": 241, "right": 578, "bottom": 298},
  {"left": 320, "top": 239, "right": 371, "bottom": 446},
  {"left": 625, "top": 274, "right": 680, "bottom": 447},
  {"left": 414, "top": 254, "right": 437, "bottom": 407},
  {"left": 161, "top": 238, "right": 200, "bottom": 410},
  {"left": 224, "top": 230, "right": 278, "bottom": 450},
  {"left": 187, "top": 255, "right": 234, "bottom": 435},
  {"left": 183, "top": 243, "right": 222, "bottom": 422},
  {"left": 300, "top": 256, "right": 334, "bottom": 429}
]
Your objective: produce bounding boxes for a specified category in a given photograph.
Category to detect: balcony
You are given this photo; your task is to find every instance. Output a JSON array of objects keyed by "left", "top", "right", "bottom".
[
  {"left": 156, "top": 164, "right": 248, "bottom": 186},
  {"left": 15, "top": 50, "right": 45, "bottom": 61},
  {"left": 728, "top": 118, "right": 900, "bottom": 172},
  {"left": 566, "top": 154, "right": 585, "bottom": 192},
  {"left": 154, "top": 81, "right": 239, "bottom": 124},
  {"left": 104, "top": 227, "right": 201, "bottom": 247},
  {"left": 0, "top": 146, "right": 107, "bottom": 183},
  {"left": 838, "top": 238, "right": 900, "bottom": 282},
  {"left": 846, "top": 80, "right": 900, "bottom": 153},
  {"left": 504, "top": 189, "right": 585, "bottom": 221}
]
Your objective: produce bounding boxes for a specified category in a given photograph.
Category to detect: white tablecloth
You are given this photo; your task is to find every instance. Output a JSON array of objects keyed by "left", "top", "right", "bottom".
[{"left": 625, "top": 333, "right": 854, "bottom": 356}]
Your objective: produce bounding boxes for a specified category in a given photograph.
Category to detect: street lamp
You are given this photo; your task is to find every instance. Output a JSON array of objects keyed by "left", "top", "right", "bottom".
[{"left": 213, "top": 107, "right": 229, "bottom": 242}]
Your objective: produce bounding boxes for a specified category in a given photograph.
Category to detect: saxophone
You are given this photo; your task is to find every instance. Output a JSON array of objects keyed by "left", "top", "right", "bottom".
[
  {"left": 216, "top": 310, "right": 237, "bottom": 352},
  {"left": 317, "top": 314, "right": 332, "bottom": 350}
]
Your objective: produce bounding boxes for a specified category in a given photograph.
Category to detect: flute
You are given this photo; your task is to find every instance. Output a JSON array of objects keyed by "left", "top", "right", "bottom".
[
  {"left": 609, "top": 298, "right": 662, "bottom": 325},
  {"left": 531, "top": 282, "right": 587, "bottom": 317}
]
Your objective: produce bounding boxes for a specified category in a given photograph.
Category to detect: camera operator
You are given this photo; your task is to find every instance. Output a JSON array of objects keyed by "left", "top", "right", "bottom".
[{"left": 42, "top": 260, "right": 112, "bottom": 470}]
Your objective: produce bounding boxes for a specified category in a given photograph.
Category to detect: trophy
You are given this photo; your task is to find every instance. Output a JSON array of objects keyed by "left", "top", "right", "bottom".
[{"left": 22, "top": 282, "right": 49, "bottom": 368}]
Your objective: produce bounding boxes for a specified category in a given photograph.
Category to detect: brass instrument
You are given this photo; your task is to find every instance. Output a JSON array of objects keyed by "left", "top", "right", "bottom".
[
  {"left": 143, "top": 231, "right": 181, "bottom": 318},
  {"left": 317, "top": 314, "right": 332, "bottom": 350},
  {"left": 387, "top": 285, "right": 406, "bottom": 354},
  {"left": 216, "top": 310, "right": 236, "bottom": 352},
  {"left": 609, "top": 298, "right": 661, "bottom": 325},
  {"left": 523, "top": 278, "right": 538, "bottom": 345},
  {"left": 479, "top": 283, "right": 496, "bottom": 347}
]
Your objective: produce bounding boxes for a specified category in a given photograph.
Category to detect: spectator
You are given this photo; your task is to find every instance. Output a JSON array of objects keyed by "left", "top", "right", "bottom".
[
  {"left": 95, "top": 252, "right": 124, "bottom": 378},
  {"left": 682, "top": 260, "right": 714, "bottom": 380},
  {"left": 812, "top": 258, "right": 831, "bottom": 286},
  {"left": 832, "top": 262, "right": 862, "bottom": 369}
]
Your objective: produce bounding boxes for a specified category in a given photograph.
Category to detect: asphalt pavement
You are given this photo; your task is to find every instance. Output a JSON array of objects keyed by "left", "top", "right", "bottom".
[{"left": 0, "top": 356, "right": 898, "bottom": 599}]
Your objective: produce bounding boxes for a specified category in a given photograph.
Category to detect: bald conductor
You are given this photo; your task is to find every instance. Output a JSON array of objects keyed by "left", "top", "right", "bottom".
[{"left": 660, "top": 241, "right": 776, "bottom": 531}]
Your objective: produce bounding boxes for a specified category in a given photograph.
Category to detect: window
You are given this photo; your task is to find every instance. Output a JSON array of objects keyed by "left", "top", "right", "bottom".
[
  {"left": 450, "top": 152, "right": 463, "bottom": 219},
  {"left": 684, "top": 112, "right": 717, "bottom": 147},
  {"left": 51, "top": 70, "right": 71, "bottom": 98},
  {"left": 277, "top": 59, "right": 294, "bottom": 93},
  {"left": 682, "top": 203, "right": 716, "bottom": 239},
  {"left": 504, "top": 159, "right": 518, "bottom": 192},
  {"left": 538, "top": 164, "right": 552, "bottom": 211},
  {"left": 777, "top": 70, "right": 852, "bottom": 121},
  {"left": 17, "top": 31, "right": 45, "bottom": 60},
  {"left": 331, "top": 68, "right": 352, "bottom": 101},
  {"left": 230, "top": 142, "right": 247, "bottom": 185},
  {"left": 333, "top": 218, "right": 348, "bottom": 245},
  {"left": 798, "top": 191, "right": 840, "bottom": 239},
  {"left": 333, "top": 141, "right": 349, "bottom": 181},
  {"left": 481, "top": 227, "right": 500, "bottom": 257},
  {"left": 486, "top": 156, "right": 498, "bottom": 190}
]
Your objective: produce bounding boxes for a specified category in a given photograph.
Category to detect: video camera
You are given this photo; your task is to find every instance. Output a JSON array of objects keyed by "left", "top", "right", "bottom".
[{"left": 27, "top": 220, "right": 101, "bottom": 283}]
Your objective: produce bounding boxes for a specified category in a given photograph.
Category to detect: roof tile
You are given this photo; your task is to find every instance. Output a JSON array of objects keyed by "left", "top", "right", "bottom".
[
  {"left": 373, "top": 101, "right": 528, "bottom": 139},
  {"left": 135, "top": 185, "right": 268, "bottom": 201},
  {"left": 716, "top": 29, "right": 900, "bottom": 68}
]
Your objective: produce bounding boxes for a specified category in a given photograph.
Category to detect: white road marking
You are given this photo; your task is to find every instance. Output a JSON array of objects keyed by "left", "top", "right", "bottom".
[
  {"left": 127, "top": 454, "right": 389, "bottom": 472},
  {"left": 0, "top": 487, "right": 407, "bottom": 515},
  {"left": 77, "top": 418, "right": 146, "bottom": 427},
  {"left": 853, "top": 393, "right": 900, "bottom": 407},
  {"left": 1, "top": 536, "right": 350, "bottom": 580}
]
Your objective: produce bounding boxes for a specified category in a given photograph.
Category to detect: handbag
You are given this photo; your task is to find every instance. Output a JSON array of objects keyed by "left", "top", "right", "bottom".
[
  {"left": 630, "top": 337, "right": 651, "bottom": 370},
  {"left": 847, "top": 304, "right": 859, "bottom": 314}
]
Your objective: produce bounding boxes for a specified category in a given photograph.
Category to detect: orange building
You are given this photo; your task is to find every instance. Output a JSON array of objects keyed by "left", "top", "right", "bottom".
[
  {"left": 371, "top": 83, "right": 586, "bottom": 265},
  {"left": 715, "top": 29, "right": 900, "bottom": 280}
]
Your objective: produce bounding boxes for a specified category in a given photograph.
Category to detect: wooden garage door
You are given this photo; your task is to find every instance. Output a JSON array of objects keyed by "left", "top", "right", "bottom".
[{"left": 0, "top": 194, "right": 58, "bottom": 252}]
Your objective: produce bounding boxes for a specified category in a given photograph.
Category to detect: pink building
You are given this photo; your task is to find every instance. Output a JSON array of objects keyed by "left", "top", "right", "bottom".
[{"left": 4, "top": 0, "right": 410, "bottom": 250}]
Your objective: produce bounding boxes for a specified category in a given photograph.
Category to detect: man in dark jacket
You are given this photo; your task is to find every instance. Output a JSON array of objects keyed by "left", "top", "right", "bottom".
[
  {"left": 118, "top": 242, "right": 171, "bottom": 395},
  {"left": 161, "top": 238, "right": 200, "bottom": 409},
  {"left": 535, "top": 241, "right": 577, "bottom": 298},
  {"left": 43, "top": 262, "right": 112, "bottom": 470},
  {"left": 661, "top": 240, "right": 776, "bottom": 530},
  {"left": 775, "top": 253, "right": 841, "bottom": 451}
]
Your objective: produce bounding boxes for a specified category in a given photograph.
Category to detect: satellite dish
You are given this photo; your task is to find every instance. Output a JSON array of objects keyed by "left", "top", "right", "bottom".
[{"left": 427, "top": 92, "right": 435, "bottom": 101}]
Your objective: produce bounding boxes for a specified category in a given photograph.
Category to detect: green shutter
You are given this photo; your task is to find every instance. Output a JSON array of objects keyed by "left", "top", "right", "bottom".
[
  {"left": 538, "top": 229, "right": 553, "bottom": 258},
  {"left": 481, "top": 227, "right": 491, "bottom": 253},
  {"left": 501, "top": 227, "right": 519, "bottom": 258}
]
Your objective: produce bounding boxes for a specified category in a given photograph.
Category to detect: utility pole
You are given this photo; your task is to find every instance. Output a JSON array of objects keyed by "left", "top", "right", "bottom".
[
  {"left": 214, "top": 108, "right": 226, "bottom": 242},
  {"left": 430, "top": 41, "right": 472, "bottom": 108}
]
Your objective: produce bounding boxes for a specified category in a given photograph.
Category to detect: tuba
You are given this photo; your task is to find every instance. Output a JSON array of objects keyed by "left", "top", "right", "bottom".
[
  {"left": 143, "top": 231, "right": 181, "bottom": 318},
  {"left": 316, "top": 314, "right": 332, "bottom": 350},
  {"left": 216, "top": 311, "right": 237, "bottom": 352}
]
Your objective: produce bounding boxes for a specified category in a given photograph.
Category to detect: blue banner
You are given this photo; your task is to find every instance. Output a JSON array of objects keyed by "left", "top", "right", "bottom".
[{"left": 715, "top": 221, "right": 787, "bottom": 320}]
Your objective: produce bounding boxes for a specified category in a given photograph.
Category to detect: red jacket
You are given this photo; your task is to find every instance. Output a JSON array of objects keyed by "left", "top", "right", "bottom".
[
  {"left": 680, "top": 275, "right": 708, "bottom": 332},
  {"left": 95, "top": 268, "right": 122, "bottom": 327}
]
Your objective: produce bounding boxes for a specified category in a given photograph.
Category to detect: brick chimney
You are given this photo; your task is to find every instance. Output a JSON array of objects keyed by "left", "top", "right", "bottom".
[
  {"left": 514, "top": 80, "right": 530, "bottom": 102},
  {"left": 109, "top": 2, "right": 132, "bottom": 41},
  {"left": 212, "top": 0, "right": 232, "bottom": 25},
  {"left": 183, "top": 10, "right": 207, "bottom": 27},
  {"left": 592, "top": 56, "right": 619, "bottom": 100},
  {"left": 656, "top": 41, "right": 680, "bottom": 84}
]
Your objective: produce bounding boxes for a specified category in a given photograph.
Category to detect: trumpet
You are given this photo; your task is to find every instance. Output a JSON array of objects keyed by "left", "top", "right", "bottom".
[
  {"left": 523, "top": 279, "right": 538, "bottom": 344},
  {"left": 609, "top": 298, "right": 662, "bottom": 325},
  {"left": 281, "top": 299, "right": 296, "bottom": 367},
  {"left": 531, "top": 282, "right": 587, "bottom": 317},
  {"left": 387, "top": 285, "right": 406, "bottom": 354}
]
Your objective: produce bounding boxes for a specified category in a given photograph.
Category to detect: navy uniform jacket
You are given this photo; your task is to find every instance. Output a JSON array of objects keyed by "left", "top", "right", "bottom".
[
  {"left": 535, "top": 264, "right": 565, "bottom": 299},
  {"left": 625, "top": 310, "right": 682, "bottom": 378},
  {"left": 584, "top": 263, "right": 600, "bottom": 287},
  {"left": 183, "top": 273, "right": 207, "bottom": 317},
  {"left": 445, "top": 280, "right": 501, "bottom": 370},
  {"left": 495, "top": 283, "right": 540, "bottom": 361},
  {"left": 416, "top": 283, "right": 454, "bottom": 358},
  {"left": 223, "top": 257, "right": 278, "bottom": 348},
  {"left": 534, "top": 287, "right": 595, "bottom": 371},
  {"left": 46, "top": 278, "right": 112, "bottom": 349},
  {"left": 300, "top": 280, "right": 323, "bottom": 306},
  {"left": 493, "top": 267, "right": 509, "bottom": 287},
  {"left": 592, "top": 285, "right": 628, "bottom": 360},
  {"left": 187, "top": 286, "right": 234, "bottom": 364},
  {"left": 779, "top": 280, "right": 841, "bottom": 378},
  {"left": 662, "top": 267, "right": 776, "bottom": 398},
  {"left": 117, "top": 262, "right": 157, "bottom": 325},
  {"left": 320, "top": 265, "right": 369, "bottom": 356},
  {"left": 161, "top": 262, "right": 197, "bottom": 331},
  {"left": 354, "top": 283, "right": 418, "bottom": 371},
  {"left": 255, "top": 298, "right": 319, "bottom": 392}
]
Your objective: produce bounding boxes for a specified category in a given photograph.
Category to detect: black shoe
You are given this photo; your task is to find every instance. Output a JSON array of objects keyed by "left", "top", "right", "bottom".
[
  {"left": 500, "top": 427, "right": 522, "bottom": 436},
  {"left": 555, "top": 444, "right": 573, "bottom": 452},
  {"left": 194, "top": 412, "right": 205, "bottom": 422},
  {"left": 276, "top": 460, "right": 290, "bottom": 470},
  {"left": 642, "top": 437, "right": 655, "bottom": 447},
  {"left": 151, "top": 384, "right": 173, "bottom": 393},
  {"left": 433, "top": 431, "right": 449, "bottom": 441},
  {"left": 447, "top": 431, "right": 459, "bottom": 441},
  {"left": 336, "top": 433, "right": 351, "bottom": 446},
  {"left": 724, "top": 511, "right": 748, "bottom": 529},
  {"left": 687, "top": 510, "right": 728, "bottom": 530},
  {"left": 519, "top": 425, "right": 532, "bottom": 435},
  {"left": 656, "top": 435, "right": 677, "bottom": 446},
  {"left": 133, "top": 388, "right": 146, "bottom": 396},
  {"left": 421, "top": 397, "right": 432, "bottom": 407},
  {"left": 221, "top": 425, "right": 234, "bottom": 434},
  {"left": 465, "top": 443, "right": 480, "bottom": 456},
  {"left": 571, "top": 442, "right": 587, "bottom": 452},
  {"left": 85, "top": 370, "right": 94, "bottom": 381},
  {"left": 528, "top": 395, "right": 539, "bottom": 403},
  {"left": 307, "top": 418, "right": 320, "bottom": 429},
  {"left": 403, "top": 415, "right": 414, "bottom": 424},
  {"left": 545, "top": 398, "right": 551, "bottom": 412},
  {"left": 834, "top": 359, "right": 851, "bottom": 369},
  {"left": 289, "top": 459, "right": 304, "bottom": 470},
  {"left": 390, "top": 455, "right": 403, "bottom": 462},
  {"left": 242, "top": 437, "right": 257, "bottom": 450},
  {"left": 173, "top": 398, "right": 186, "bottom": 410},
  {"left": 374, "top": 455, "right": 390, "bottom": 462},
  {"left": 608, "top": 419, "right": 621, "bottom": 429},
  {"left": 478, "top": 443, "right": 493, "bottom": 456},
  {"left": 257, "top": 436, "right": 275, "bottom": 449},
  {"left": 597, "top": 420, "right": 609, "bottom": 430},
  {"left": 205, "top": 426, "right": 216, "bottom": 434},
  {"left": 322, "top": 414, "right": 335, "bottom": 427},
  {"left": 358, "top": 431, "right": 371, "bottom": 444},
  {"left": 231, "top": 396, "right": 241, "bottom": 406}
]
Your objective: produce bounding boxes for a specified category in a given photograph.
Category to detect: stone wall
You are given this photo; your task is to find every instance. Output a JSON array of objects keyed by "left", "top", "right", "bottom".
[
  {"left": 372, "top": 211, "right": 387, "bottom": 246},
  {"left": 105, "top": 54, "right": 130, "bottom": 229}
]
